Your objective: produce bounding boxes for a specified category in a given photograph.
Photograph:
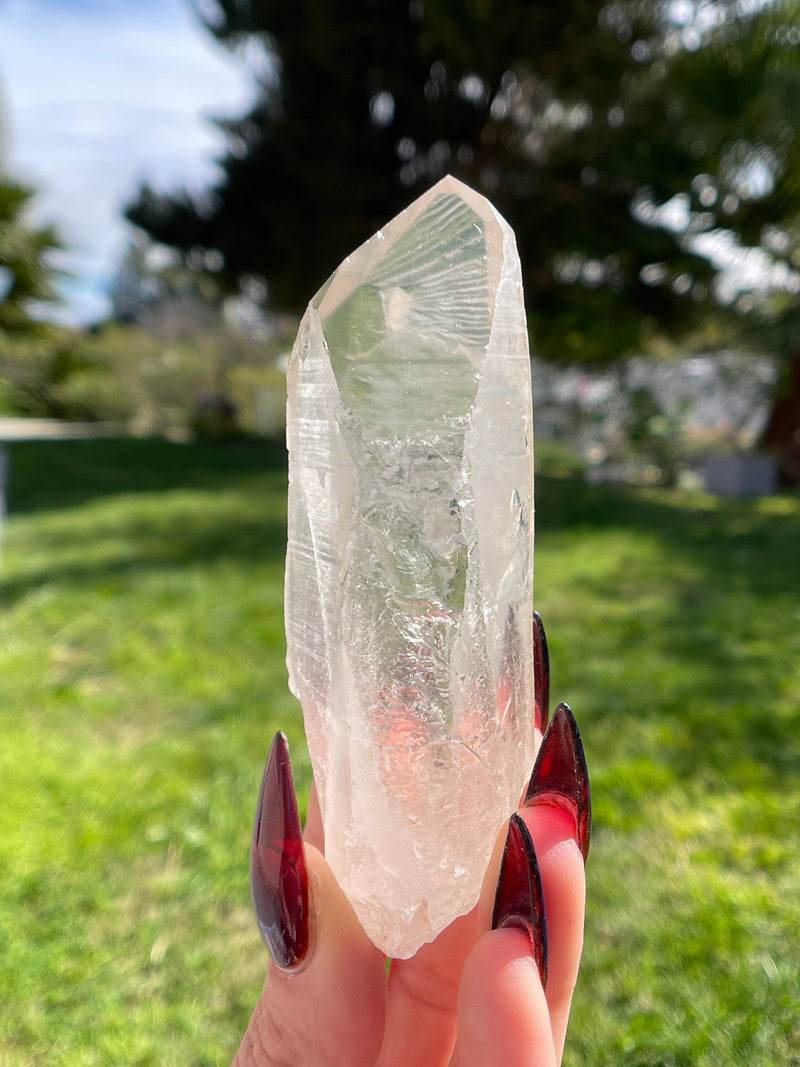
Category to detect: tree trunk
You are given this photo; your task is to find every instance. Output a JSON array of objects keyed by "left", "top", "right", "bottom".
[{"left": 761, "top": 350, "right": 800, "bottom": 485}]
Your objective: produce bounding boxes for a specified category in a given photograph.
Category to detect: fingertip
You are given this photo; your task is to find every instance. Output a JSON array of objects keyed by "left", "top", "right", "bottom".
[
  {"left": 283, "top": 845, "right": 385, "bottom": 999},
  {"left": 239, "top": 845, "right": 386, "bottom": 1066},
  {"left": 517, "top": 804, "right": 585, "bottom": 1061},
  {"left": 522, "top": 804, "right": 586, "bottom": 896},
  {"left": 518, "top": 804, "right": 585, "bottom": 940},
  {"left": 453, "top": 927, "right": 556, "bottom": 1067}
]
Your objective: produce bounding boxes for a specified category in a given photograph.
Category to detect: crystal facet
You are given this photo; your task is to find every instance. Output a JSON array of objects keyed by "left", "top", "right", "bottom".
[{"left": 285, "top": 175, "right": 535, "bottom": 958}]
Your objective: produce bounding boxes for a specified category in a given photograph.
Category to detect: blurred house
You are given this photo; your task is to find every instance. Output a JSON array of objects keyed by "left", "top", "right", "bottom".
[{"left": 531, "top": 351, "right": 777, "bottom": 482}]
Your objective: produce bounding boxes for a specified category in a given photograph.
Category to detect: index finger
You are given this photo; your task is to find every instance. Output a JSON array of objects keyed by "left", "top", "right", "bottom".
[
  {"left": 471, "top": 704, "right": 590, "bottom": 1062},
  {"left": 520, "top": 804, "right": 585, "bottom": 1061}
]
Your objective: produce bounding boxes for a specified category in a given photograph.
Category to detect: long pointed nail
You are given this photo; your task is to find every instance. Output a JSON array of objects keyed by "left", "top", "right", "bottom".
[
  {"left": 250, "top": 732, "right": 310, "bottom": 969},
  {"left": 492, "top": 813, "right": 548, "bottom": 987},
  {"left": 524, "top": 702, "right": 591, "bottom": 862},
  {"left": 533, "top": 611, "right": 550, "bottom": 732}
]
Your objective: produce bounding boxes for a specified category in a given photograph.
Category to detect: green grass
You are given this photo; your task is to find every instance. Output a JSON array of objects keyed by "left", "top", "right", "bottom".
[{"left": 1, "top": 438, "right": 798, "bottom": 1065}]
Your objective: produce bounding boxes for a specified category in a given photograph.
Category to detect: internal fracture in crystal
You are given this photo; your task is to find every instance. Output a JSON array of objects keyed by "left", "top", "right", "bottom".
[{"left": 285, "top": 175, "right": 535, "bottom": 958}]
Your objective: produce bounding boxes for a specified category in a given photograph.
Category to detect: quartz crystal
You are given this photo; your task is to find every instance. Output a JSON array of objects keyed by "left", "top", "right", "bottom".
[{"left": 285, "top": 175, "right": 535, "bottom": 958}]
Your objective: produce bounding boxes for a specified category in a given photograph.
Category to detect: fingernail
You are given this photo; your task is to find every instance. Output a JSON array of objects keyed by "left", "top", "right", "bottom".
[
  {"left": 492, "top": 813, "right": 548, "bottom": 987},
  {"left": 533, "top": 611, "right": 550, "bottom": 732},
  {"left": 250, "top": 731, "right": 310, "bottom": 969},
  {"left": 524, "top": 702, "right": 591, "bottom": 862}
]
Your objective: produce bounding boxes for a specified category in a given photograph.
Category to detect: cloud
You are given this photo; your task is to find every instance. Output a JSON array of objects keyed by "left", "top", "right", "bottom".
[{"left": 0, "top": 0, "right": 254, "bottom": 324}]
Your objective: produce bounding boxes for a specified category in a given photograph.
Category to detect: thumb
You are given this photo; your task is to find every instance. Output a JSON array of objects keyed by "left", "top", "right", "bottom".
[{"left": 232, "top": 734, "right": 386, "bottom": 1067}]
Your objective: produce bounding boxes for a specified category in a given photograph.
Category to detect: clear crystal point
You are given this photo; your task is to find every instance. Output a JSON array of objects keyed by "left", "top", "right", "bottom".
[{"left": 285, "top": 175, "right": 535, "bottom": 958}]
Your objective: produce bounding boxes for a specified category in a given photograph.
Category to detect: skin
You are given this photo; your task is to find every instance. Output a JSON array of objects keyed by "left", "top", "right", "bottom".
[{"left": 232, "top": 789, "right": 586, "bottom": 1067}]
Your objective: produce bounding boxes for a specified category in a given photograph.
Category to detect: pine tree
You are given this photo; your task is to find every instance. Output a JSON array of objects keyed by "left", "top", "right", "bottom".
[
  {"left": 126, "top": 0, "right": 800, "bottom": 470},
  {"left": 0, "top": 173, "right": 58, "bottom": 335}
]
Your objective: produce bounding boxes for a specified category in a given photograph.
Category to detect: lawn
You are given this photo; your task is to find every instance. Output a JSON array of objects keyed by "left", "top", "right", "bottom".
[{"left": 1, "top": 437, "right": 798, "bottom": 1066}]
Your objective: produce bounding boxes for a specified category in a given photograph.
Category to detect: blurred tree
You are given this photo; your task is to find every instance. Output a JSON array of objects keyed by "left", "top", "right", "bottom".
[
  {"left": 0, "top": 85, "right": 59, "bottom": 335},
  {"left": 108, "top": 231, "right": 288, "bottom": 435},
  {"left": 109, "top": 231, "right": 225, "bottom": 331},
  {"left": 757, "top": 293, "right": 800, "bottom": 481},
  {"left": 126, "top": 0, "right": 800, "bottom": 470},
  {"left": 0, "top": 174, "right": 58, "bottom": 335}
]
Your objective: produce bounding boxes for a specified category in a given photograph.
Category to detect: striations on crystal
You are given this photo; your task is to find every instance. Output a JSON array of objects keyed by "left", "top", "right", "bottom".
[{"left": 285, "top": 175, "right": 536, "bottom": 958}]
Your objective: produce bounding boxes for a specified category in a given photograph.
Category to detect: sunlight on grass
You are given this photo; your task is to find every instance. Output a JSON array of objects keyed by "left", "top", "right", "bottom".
[{"left": 1, "top": 439, "right": 798, "bottom": 1065}]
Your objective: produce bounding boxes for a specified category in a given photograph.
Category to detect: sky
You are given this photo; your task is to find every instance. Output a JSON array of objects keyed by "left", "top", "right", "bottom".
[
  {"left": 0, "top": 0, "right": 254, "bottom": 324},
  {"left": 0, "top": 0, "right": 790, "bottom": 327}
]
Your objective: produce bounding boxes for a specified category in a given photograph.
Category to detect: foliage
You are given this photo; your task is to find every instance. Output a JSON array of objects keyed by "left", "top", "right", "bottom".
[
  {"left": 622, "top": 385, "right": 690, "bottom": 486},
  {"left": 1, "top": 77, "right": 59, "bottom": 334},
  {"left": 0, "top": 171, "right": 59, "bottom": 335},
  {"left": 534, "top": 438, "right": 588, "bottom": 478},
  {"left": 127, "top": 0, "right": 800, "bottom": 367},
  {"left": 1, "top": 437, "right": 798, "bottom": 1064},
  {"left": 0, "top": 323, "right": 289, "bottom": 434},
  {"left": 0, "top": 334, "right": 121, "bottom": 422},
  {"left": 109, "top": 231, "right": 226, "bottom": 330}
]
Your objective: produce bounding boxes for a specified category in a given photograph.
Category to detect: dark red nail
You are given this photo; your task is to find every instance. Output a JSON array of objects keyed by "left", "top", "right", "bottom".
[
  {"left": 533, "top": 611, "right": 550, "bottom": 732},
  {"left": 524, "top": 702, "right": 591, "bottom": 862},
  {"left": 250, "top": 732, "right": 310, "bottom": 969},
  {"left": 492, "top": 813, "right": 548, "bottom": 987}
]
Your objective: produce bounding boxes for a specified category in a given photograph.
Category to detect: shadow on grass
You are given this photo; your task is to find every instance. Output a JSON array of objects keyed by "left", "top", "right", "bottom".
[
  {"left": 5, "top": 438, "right": 799, "bottom": 785},
  {"left": 6, "top": 436, "right": 288, "bottom": 515},
  {"left": 0, "top": 511, "right": 289, "bottom": 606},
  {"left": 536, "top": 476, "right": 800, "bottom": 787},
  {"left": 3, "top": 437, "right": 290, "bottom": 605}
]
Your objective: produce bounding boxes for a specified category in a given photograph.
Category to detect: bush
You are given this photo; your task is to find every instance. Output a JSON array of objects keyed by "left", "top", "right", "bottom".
[
  {"left": 534, "top": 438, "right": 587, "bottom": 477},
  {"left": 0, "top": 322, "right": 291, "bottom": 438}
]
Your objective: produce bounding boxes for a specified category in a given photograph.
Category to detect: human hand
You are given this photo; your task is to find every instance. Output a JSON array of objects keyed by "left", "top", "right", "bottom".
[{"left": 233, "top": 619, "right": 590, "bottom": 1067}]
